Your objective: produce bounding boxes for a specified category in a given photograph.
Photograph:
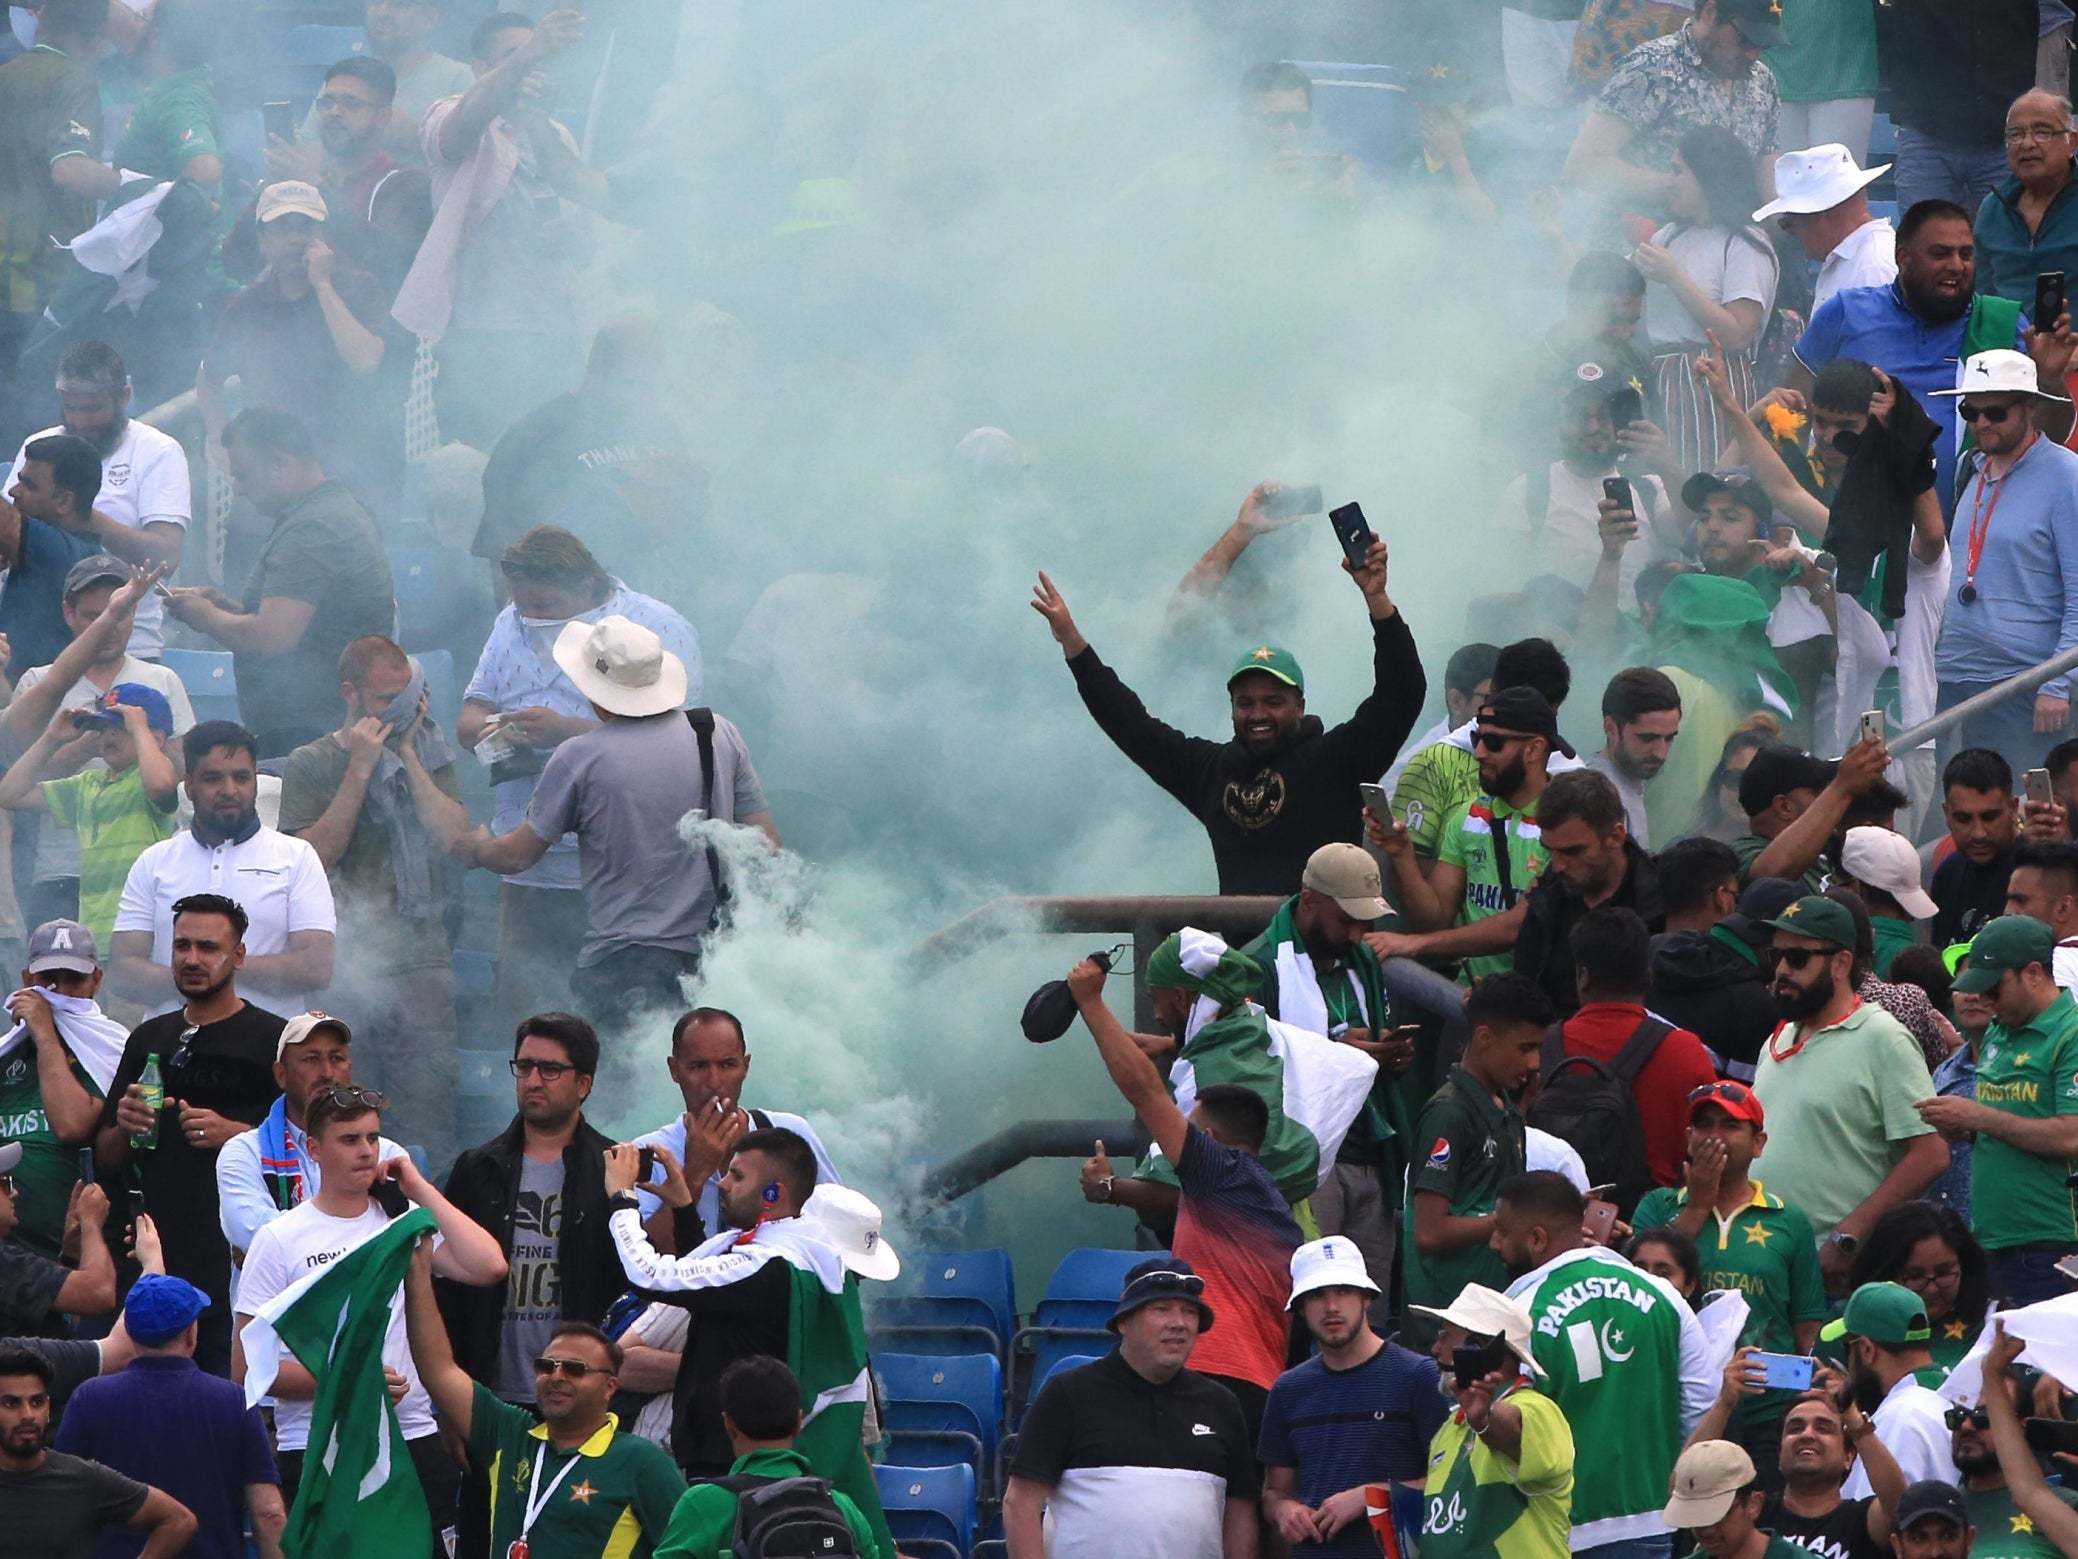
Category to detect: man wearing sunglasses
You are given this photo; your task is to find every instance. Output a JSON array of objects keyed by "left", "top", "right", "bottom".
[{"left": 1945, "top": 1359, "right": 2078, "bottom": 1550}]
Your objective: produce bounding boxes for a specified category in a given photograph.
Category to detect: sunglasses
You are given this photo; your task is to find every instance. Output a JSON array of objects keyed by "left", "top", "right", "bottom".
[
  {"left": 1687, "top": 1081, "right": 1755, "bottom": 1108},
  {"left": 533, "top": 1357, "right": 605, "bottom": 1379},
  {"left": 1130, "top": 1269, "right": 1206, "bottom": 1298},
  {"left": 311, "top": 1082, "right": 387, "bottom": 1111},
  {"left": 510, "top": 1058, "right": 576, "bottom": 1080},
  {"left": 1944, "top": 1405, "right": 1992, "bottom": 1431},
  {"left": 1472, "top": 729, "right": 1531, "bottom": 753},
  {"left": 1769, "top": 947, "right": 1832, "bottom": 971},
  {"left": 1958, "top": 402, "right": 2018, "bottom": 424}
]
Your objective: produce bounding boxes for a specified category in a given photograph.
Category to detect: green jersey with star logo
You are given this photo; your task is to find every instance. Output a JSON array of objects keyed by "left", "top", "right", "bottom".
[
  {"left": 1974, "top": 991, "right": 2078, "bottom": 1250},
  {"left": 1421, "top": 1384, "right": 1573, "bottom": 1559},
  {"left": 468, "top": 1383, "right": 686, "bottom": 1559},
  {"left": 0, "top": 1040, "right": 101, "bottom": 1258},
  {"left": 1963, "top": 1481, "right": 2078, "bottom": 1558}
]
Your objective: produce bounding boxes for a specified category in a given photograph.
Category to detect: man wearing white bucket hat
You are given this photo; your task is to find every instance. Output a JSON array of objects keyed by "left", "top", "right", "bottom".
[
  {"left": 1754, "top": 144, "right": 1897, "bottom": 310},
  {"left": 459, "top": 615, "right": 776, "bottom": 1028},
  {"left": 1931, "top": 350, "right": 2078, "bottom": 777}
]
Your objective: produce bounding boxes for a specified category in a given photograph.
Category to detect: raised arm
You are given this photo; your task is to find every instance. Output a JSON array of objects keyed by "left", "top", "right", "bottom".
[
  {"left": 399, "top": 740, "right": 472, "bottom": 853},
  {"left": 0, "top": 565, "right": 163, "bottom": 750},
  {"left": 402, "top": 1236, "right": 476, "bottom": 1437},
  {"left": 1984, "top": 1323, "right": 2078, "bottom": 1553},
  {"left": 438, "top": 9, "right": 583, "bottom": 161},
  {"left": 1067, "top": 959, "right": 1187, "bottom": 1164},
  {"left": 0, "top": 717, "right": 66, "bottom": 811},
  {"left": 55, "top": 1183, "right": 118, "bottom": 1315},
  {"left": 1170, "top": 483, "right": 1283, "bottom": 613},
  {"left": 387, "top": 1154, "right": 507, "bottom": 1284},
  {"left": 287, "top": 722, "right": 383, "bottom": 868},
  {"left": 12, "top": 988, "right": 99, "bottom": 1143},
  {"left": 1318, "top": 539, "right": 1428, "bottom": 781},
  {"left": 1695, "top": 338, "right": 1831, "bottom": 539},
  {"left": 1752, "top": 737, "right": 1889, "bottom": 877}
]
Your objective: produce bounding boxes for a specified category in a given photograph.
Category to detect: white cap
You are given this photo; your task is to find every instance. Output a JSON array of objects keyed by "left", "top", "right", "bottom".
[
  {"left": 1286, "top": 1235, "right": 1380, "bottom": 1309},
  {"left": 1753, "top": 143, "right": 1889, "bottom": 220},
  {"left": 275, "top": 1010, "right": 352, "bottom": 1062},
  {"left": 1930, "top": 349, "right": 2072, "bottom": 403},
  {"left": 256, "top": 180, "right": 327, "bottom": 224},
  {"left": 803, "top": 1184, "right": 901, "bottom": 1282},
  {"left": 1840, "top": 826, "right": 1940, "bottom": 921},
  {"left": 551, "top": 616, "right": 689, "bottom": 718},
  {"left": 1407, "top": 1283, "right": 1545, "bottom": 1378}
]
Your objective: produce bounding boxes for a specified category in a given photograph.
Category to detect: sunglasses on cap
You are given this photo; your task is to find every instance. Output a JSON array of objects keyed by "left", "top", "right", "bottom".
[
  {"left": 1944, "top": 1405, "right": 1992, "bottom": 1431},
  {"left": 1130, "top": 1270, "right": 1206, "bottom": 1298},
  {"left": 533, "top": 1356, "right": 607, "bottom": 1379},
  {"left": 311, "top": 1082, "right": 387, "bottom": 1111},
  {"left": 1959, "top": 402, "right": 2019, "bottom": 424},
  {"left": 1472, "top": 728, "right": 1532, "bottom": 753},
  {"left": 1687, "top": 1081, "right": 1756, "bottom": 1109}
]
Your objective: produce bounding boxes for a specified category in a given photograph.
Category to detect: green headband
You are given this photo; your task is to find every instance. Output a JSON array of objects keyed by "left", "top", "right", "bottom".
[{"left": 1143, "top": 931, "right": 1262, "bottom": 1009}]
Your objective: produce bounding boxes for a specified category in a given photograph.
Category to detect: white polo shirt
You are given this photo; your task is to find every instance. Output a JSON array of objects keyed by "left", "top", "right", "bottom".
[
  {"left": 1814, "top": 218, "right": 1899, "bottom": 312},
  {"left": 113, "top": 820, "right": 335, "bottom": 1013}
]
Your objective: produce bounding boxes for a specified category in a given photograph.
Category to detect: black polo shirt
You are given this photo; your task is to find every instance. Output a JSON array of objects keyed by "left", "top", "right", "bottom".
[{"left": 1011, "top": 1349, "right": 1256, "bottom": 1559}]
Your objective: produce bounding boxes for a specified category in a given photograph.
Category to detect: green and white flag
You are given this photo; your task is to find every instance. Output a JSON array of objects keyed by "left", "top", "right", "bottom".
[{"left": 242, "top": 1206, "right": 435, "bottom": 1559}]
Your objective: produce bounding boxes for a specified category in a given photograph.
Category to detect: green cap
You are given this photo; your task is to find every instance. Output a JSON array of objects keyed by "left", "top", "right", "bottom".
[
  {"left": 1817, "top": 1281, "right": 1932, "bottom": 1346},
  {"left": 1763, "top": 895, "right": 1858, "bottom": 951},
  {"left": 1952, "top": 914, "right": 2056, "bottom": 994},
  {"left": 1228, "top": 644, "right": 1304, "bottom": 692}
]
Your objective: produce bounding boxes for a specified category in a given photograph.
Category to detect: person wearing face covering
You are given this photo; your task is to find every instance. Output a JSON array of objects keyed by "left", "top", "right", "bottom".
[{"left": 276, "top": 635, "right": 471, "bottom": 1167}]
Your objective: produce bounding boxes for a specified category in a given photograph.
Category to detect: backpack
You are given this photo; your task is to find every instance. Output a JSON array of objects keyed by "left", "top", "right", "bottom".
[
  {"left": 1525, "top": 1014, "right": 1670, "bottom": 1215},
  {"left": 686, "top": 707, "right": 732, "bottom": 932},
  {"left": 720, "top": 1473, "right": 861, "bottom": 1558}
]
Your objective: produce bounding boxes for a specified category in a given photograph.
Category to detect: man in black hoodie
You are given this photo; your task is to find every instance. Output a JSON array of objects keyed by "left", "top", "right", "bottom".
[
  {"left": 1648, "top": 842, "right": 1784, "bottom": 1082},
  {"left": 1030, "top": 539, "right": 1425, "bottom": 894}
]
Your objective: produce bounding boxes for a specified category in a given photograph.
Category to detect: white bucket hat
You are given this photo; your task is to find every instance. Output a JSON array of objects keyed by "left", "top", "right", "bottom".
[
  {"left": 1407, "top": 1283, "right": 1545, "bottom": 1378},
  {"left": 1287, "top": 1235, "right": 1380, "bottom": 1310},
  {"left": 1840, "top": 826, "right": 1940, "bottom": 921},
  {"left": 804, "top": 1184, "right": 902, "bottom": 1282},
  {"left": 1753, "top": 143, "right": 1889, "bottom": 220},
  {"left": 1930, "top": 349, "right": 2072, "bottom": 403},
  {"left": 551, "top": 615, "right": 689, "bottom": 718}
]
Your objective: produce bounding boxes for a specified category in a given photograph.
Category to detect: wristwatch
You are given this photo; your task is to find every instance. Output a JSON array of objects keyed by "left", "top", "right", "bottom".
[
  {"left": 1095, "top": 1176, "right": 1115, "bottom": 1204},
  {"left": 1826, "top": 1230, "right": 1860, "bottom": 1255}
]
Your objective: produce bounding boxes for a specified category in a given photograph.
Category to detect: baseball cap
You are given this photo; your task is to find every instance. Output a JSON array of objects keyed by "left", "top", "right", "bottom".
[
  {"left": 62, "top": 553, "right": 128, "bottom": 599},
  {"left": 1109, "top": 1257, "right": 1215, "bottom": 1333},
  {"left": 123, "top": 1273, "right": 211, "bottom": 1346},
  {"left": 26, "top": 918, "right": 96, "bottom": 975},
  {"left": 257, "top": 180, "right": 327, "bottom": 224},
  {"left": 1303, "top": 843, "right": 1387, "bottom": 922},
  {"left": 1765, "top": 895, "right": 1860, "bottom": 952},
  {"left": 0, "top": 1141, "right": 21, "bottom": 1176},
  {"left": 1952, "top": 914, "right": 2057, "bottom": 994},
  {"left": 1716, "top": 0, "right": 1786, "bottom": 48},
  {"left": 1228, "top": 644, "right": 1304, "bottom": 692},
  {"left": 1737, "top": 744, "right": 1836, "bottom": 817},
  {"left": 1894, "top": 1480, "right": 1970, "bottom": 1533},
  {"left": 1287, "top": 1235, "right": 1381, "bottom": 1310},
  {"left": 276, "top": 1010, "right": 352, "bottom": 1062},
  {"left": 1682, "top": 469, "right": 1775, "bottom": 527},
  {"left": 1722, "top": 876, "right": 1804, "bottom": 948},
  {"left": 77, "top": 682, "right": 174, "bottom": 736},
  {"left": 1478, "top": 686, "right": 1576, "bottom": 758},
  {"left": 1840, "top": 826, "right": 1940, "bottom": 921},
  {"left": 1661, "top": 1440, "right": 1757, "bottom": 1529},
  {"left": 1406, "top": 1283, "right": 1545, "bottom": 1378},
  {"left": 1819, "top": 1280, "right": 1932, "bottom": 1345},
  {"left": 1687, "top": 1078, "right": 1765, "bottom": 1129}
]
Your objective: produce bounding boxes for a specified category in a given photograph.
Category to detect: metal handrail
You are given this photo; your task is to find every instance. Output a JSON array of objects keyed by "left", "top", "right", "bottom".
[{"left": 1887, "top": 643, "right": 2078, "bottom": 755}]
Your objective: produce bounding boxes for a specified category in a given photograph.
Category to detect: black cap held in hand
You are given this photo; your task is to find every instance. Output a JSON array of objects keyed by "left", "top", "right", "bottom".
[{"left": 1021, "top": 949, "right": 1113, "bottom": 1043}]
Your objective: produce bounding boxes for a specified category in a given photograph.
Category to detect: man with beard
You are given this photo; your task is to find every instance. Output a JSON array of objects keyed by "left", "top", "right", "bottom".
[
  {"left": 1510, "top": 772, "right": 1665, "bottom": 1020},
  {"left": 4, "top": 343, "right": 185, "bottom": 659},
  {"left": 1586, "top": 667, "right": 1681, "bottom": 847},
  {"left": 0, "top": 1346, "right": 195, "bottom": 1556},
  {"left": 287, "top": 57, "right": 432, "bottom": 291},
  {"left": 1794, "top": 203, "right": 2074, "bottom": 519},
  {"left": 1750, "top": 897, "right": 1946, "bottom": 1285},
  {"left": 1259, "top": 1237, "right": 1447, "bottom": 1555},
  {"left": 1032, "top": 530, "right": 1425, "bottom": 895},
  {"left": 1945, "top": 1359, "right": 2078, "bottom": 1554},
  {"left": 1817, "top": 1283, "right": 1959, "bottom": 1495},
  {"left": 1371, "top": 687, "right": 1567, "bottom": 981},
  {"left": 1930, "top": 749, "right": 2022, "bottom": 946},
  {"left": 1931, "top": 351, "right": 2078, "bottom": 775}
]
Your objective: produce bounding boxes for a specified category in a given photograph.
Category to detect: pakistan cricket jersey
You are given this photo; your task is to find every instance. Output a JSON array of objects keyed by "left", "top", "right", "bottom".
[
  {"left": 1507, "top": 1247, "right": 1707, "bottom": 1546},
  {"left": 1421, "top": 1384, "right": 1574, "bottom": 1559},
  {"left": 1973, "top": 991, "right": 2078, "bottom": 1250}
]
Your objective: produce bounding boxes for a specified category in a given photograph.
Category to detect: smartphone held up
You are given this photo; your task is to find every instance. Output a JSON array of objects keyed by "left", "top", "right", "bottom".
[{"left": 1327, "top": 502, "right": 1377, "bottom": 572}]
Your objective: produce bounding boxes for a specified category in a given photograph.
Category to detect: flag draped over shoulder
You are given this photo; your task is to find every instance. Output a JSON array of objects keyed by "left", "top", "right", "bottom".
[{"left": 242, "top": 1207, "right": 436, "bottom": 1559}]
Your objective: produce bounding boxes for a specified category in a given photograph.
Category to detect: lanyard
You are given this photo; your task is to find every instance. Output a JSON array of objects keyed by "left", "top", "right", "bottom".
[
  {"left": 1961, "top": 463, "right": 2012, "bottom": 598},
  {"left": 1767, "top": 997, "right": 1863, "bottom": 1064},
  {"left": 519, "top": 1438, "right": 585, "bottom": 1538}
]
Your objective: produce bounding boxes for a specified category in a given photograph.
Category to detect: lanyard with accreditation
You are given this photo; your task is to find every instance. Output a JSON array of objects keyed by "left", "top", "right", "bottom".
[{"left": 507, "top": 1435, "right": 587, "bottom": 1559}]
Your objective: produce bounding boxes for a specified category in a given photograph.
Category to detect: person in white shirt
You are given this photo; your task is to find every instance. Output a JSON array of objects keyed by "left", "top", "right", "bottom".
[
  {"left": 215, "top": 1011, "right": 404, "bottom": 1263},
  {"left": 109, "top": 720, "right": 335, "bottom": 1014},
  {"left": 1755, "top": 144, "right": 1898, "bottom": 312},
  {"left": 1820, "top": 1280, "right": 1962, "bottom": 1497},
  {"left": 232, "top": 1083, "right": 504, "bottom": 1539},
  {"left": 4, "top": 343, "right": 187, "bottom": 659},
  {"left": 631, "top": 1007, "right": 839, "bottom": 1247}
]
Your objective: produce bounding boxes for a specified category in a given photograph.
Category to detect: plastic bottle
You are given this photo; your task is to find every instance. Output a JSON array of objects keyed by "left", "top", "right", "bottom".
[{"left": 130, "top": 1055, "right": 163, "bottom": 1152}]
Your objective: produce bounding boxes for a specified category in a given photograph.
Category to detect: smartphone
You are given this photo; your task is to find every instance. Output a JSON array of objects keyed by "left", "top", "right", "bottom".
[
  {"left": 261, "top": 99, "right": 297, "bottom": 145},
  {"left": 1451, "top": 1336, "right": 1508, "bottom": 1391},
  {"left": 1359, "top": 781, "right": 1392, "bottom": 816},
  {"left": 1583, "top": 1198, "right": 1618, "bottom": 1245},
  {"left": 2055, "top": 1252, "right": 2078, "bottom": 1283},
  {"left": 1602, "top": 476, "right": 1634, "bottom": 511},
  {"left": 2039, "top": 271, "right": 2068, "bottom": 331},
  {"left": 2029, "top": 768, "right": 2056, "bottom": 807},
  {"left": 1259, "top": 484, "right": 1324, "bottom": 521},
  {"left": 2027, "top": 1417, "right": 2078, "bottom": 1457},
  {"left": 1860, "top": 709, "right": 1885, "bottom": 746},
  {"left": 1585, "top": 1183, "right": 1617, "bottom": 1202},
  {"left": 1608, "top": 384, "right": 1644, "bottom": 429},
  {"left": 1327, "top": 502, "right": 1377, "bottom": 571},
  {"left": 636, "top": 1146, "right": 657, "bottom": 1181},
  {"left": 1751, "top": 1351, "right": 1816, "bottom": 1392}
]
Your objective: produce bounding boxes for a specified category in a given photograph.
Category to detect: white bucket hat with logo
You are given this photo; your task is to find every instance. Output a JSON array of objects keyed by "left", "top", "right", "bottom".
[
  {"left": 1753, "top": 143, "right": 1889, "bottom": 220},
  {"left": 804, "top": 1184, "right": 902, "bottom": 1282},
  {"left": 1287, "top": 1235, "right": 1381, "bottom": 1309},
  {"left": 1930, "top": 349, "right": 2072, "bottom": 404},
  {"left": 552, "top": 615, "right": 689, "bottom": 718}
]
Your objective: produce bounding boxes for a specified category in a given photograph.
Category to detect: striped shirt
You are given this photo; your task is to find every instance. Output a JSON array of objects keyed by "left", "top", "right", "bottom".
[{"left": 1436, "top": 795, "right": 1545, "bottom": 979}]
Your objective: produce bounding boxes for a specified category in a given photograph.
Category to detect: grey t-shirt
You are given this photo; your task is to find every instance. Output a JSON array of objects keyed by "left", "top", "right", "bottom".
[
  {"left": 0, "top": 1450, "right": 148, "bottom": 1558},
  {"left": 494, "top": 1152, "right": 565, "bottom": 1403},
  {"left": 525, "top": 712, "right": 765, "bottom": 966},
  {"left": 1583, "top": 750, "right": 1651, "bottom": 850}
]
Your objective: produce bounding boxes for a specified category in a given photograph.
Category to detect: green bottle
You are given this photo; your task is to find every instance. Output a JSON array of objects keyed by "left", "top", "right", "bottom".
[{"left": 131, "top": 1055, "right": 163, "bottom": 1152}]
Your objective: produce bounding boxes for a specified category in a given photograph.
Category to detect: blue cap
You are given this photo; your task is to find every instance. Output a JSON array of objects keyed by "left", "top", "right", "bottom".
[
  {"left": 123, "top": 1273, "right": 210, "bottom": 1344},
  {"left": 78, "top": 682, "right": 174, "bottom": 736}
]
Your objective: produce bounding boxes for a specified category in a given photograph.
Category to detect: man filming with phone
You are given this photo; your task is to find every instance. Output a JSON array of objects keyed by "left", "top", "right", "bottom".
[{"left": 1031, "top": 509, "right": 1426, "bottom": 896}]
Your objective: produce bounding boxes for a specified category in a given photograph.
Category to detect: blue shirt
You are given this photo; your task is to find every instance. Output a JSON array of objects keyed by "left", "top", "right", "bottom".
[
  {"left": 51, "top": 1353, "right": 278, "bottom": 1559},
  {"left": 1795, "top": 283, "right": 2030, "bottom": 513},
  {"left": 1975, "top": 176, "right": 2078, "bottom": 305},
  {"left": 0, "top": 516, "right": 94, "bottom": 679},
  {"left": 1936, "top": 433, "right": 2078, "bottom": 693},
  {"left": 1258, "top": 1341, "right": 1450, "bottom": 1556},
  {"left": 1929, "top": 1040, "right": 1979, "bottom": 1220}
]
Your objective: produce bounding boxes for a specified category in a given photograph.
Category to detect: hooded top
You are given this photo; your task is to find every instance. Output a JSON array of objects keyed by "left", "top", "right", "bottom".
[{"left": 1647, "top": 925, "right": 1778, "bottom": 1081}]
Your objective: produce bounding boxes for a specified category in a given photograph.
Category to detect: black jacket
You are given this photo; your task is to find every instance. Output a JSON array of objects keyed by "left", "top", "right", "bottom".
[
  {"left": 1512, "top": 839, "right": 1663, "bottom": 1019},
  {"left": 1878, "top": 0, "right": 2035, "bottom": 144},
  {"left": 1067, "top": 612, "right": 1426, "bottom": 894},
  {"left": 435, "top": 1115, "right": 621, "bottom": 1383},
  {"left": 1648, "top": 926, "right": 1777, "bottom": 1080}
]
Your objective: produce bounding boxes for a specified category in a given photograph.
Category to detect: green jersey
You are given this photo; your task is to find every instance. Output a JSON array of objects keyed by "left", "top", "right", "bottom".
[
  {"left": 1436, "top": 795, "right": 1546, "bottom": 979},
  {"left": 0, "top": 1039, "right": 101, "bottom": 1258},
  {"left": 1402, "top": 1068, "right": 1525, "bottom": 1347},
  {"left": 1421, "top": 1384, "right": 1573, "bottom": 1559},
  {"left": 110, "top": 65, "right": 220, "bottom": 183},
  {"left": 1510, "top": 1249, "right": 1693, "bottom": 1545},
  {"left": 1632, "top": 1181, "right": 1826, "bottom": 1427},
  {"left": 42, "top": 765, "right": 177, "bottom": 945},
  {"left": 1870, "top": 915, "right": 1916, "bottom": 978},
  {"left": 1394, "top": 737, "right": 1481, "bottom": 858},
  {"left": 1973, "top": 991, "right": 2078, "bottom": 1249},
  {"left": 469, "top": 1385, "right": 686, "bottom": 1559},
  {"left": 1729, "top": 832, "right": 1829, "bottom": 893},
  {"left": 1680, "top": 1540, "right": 1809, "bottom": 1559},
  {"left": 1962, "top": 1481, "right": 2078, "bottom": 1558},
  {"left": 654, "top": 1446, "right": 887, "bottom": 1559}
]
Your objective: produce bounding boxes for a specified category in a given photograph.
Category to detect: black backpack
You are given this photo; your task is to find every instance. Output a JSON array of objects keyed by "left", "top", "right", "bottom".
[
  {"left": 1525, "top": 1015, "right": 1670, "bottom": 1215},
  {"left": 719, "top": 1473, "right": 861, "bottom": 1558}
]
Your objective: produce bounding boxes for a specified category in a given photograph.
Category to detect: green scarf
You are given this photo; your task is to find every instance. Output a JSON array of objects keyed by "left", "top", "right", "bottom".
[
  {"left": 1650, "top": 573, "right": 1800, "bottom": 719},
  {"left": 1959, "top": 295, "right": 2026, "bottom": 459}
]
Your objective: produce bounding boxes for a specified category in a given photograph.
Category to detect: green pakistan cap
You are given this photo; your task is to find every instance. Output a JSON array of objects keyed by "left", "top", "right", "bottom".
[{"left": 1227, "top": 644, "right": 1304, "bottom": 692}]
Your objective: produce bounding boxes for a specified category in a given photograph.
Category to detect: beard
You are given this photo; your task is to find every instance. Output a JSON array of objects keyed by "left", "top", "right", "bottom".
[
  {"left": 1775, "top": 967, "right": 1837, "bottom": 1021},
  {"left": 1849, "top": 1360, "right": 1885, "bottom": 1417},
  {"left": 1483, "top": 753, "right": 1527, "bottom": 798},
  {"left": 1901, "top": 270, "right": 1970, "bottom": 323}
]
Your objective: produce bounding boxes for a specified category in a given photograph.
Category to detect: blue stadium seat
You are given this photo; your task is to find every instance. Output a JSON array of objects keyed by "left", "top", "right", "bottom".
[
  {"left": 877, "top": 1352, "right": 1002, "bottom": 1459},
  {"left": 875, "top": 1462, "right": 975, "bottom": 1555},
  {"left": 1008, "top": 1248, "right": 1163, "bottom": 1421},
  {"left": 161, "top": 647, "right": 239, "bottom": 725},
  {"left": 870, "top": 1294, "right": 1002, "bottom": 1358},
  {"left": 901, "top": 1248, "right": 1017, "bottom": 1344},
  {"left": 1037, "top": 1247, "right": 1165, "bottom": 1308},
  {"left": 1031, "top": 1351, "right": 1101, "bottom": 1399},
  {"left": 882, "top": 1423, "right": 985, "bottom": 1479}
]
